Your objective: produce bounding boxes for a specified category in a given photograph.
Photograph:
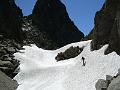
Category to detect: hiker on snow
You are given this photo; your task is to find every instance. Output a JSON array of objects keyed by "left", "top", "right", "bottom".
[{"left": 82, "top": 57, "right": 86, "bottom": 66}]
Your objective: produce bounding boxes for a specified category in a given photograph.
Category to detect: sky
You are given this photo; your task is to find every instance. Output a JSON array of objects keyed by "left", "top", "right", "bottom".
[{"left": 15, "top": 0, "right": 105, "bottom": 35}]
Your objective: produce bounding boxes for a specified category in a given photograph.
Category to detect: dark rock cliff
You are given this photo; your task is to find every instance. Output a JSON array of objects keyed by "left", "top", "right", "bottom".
[
  {"left": 0, "top": 0, "right": 25, "bottom": 43},
  {"left": 31, "top": 0, "right": 84, "bottom": 49},
  {"left": 91, "top": 0, "right": 120, "bottom": 55}
]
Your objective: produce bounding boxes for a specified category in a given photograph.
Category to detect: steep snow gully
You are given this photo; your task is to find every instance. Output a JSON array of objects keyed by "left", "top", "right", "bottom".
[{"left": 14, "top": 40, "right": 120, "bottom": 90}]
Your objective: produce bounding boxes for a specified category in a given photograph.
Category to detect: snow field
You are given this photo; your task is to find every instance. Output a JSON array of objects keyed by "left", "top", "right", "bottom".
[{"left": 14, "top": 40, "right": 120, "bottom": 90}]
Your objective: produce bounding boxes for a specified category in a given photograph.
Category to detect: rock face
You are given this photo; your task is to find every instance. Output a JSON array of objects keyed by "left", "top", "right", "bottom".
[
  {"left": 0, "top": 0, "right": 25, "bottom": 43},
  {"left": 91, "top": 0, "right": 120, "bottom": 54},
  {"left": 31, "top": 0, "right": 84, "bottom": 49}
]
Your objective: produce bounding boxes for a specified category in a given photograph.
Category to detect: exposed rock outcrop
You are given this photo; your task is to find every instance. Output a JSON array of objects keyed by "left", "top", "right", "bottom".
[
  {"left": 55, "top": 46, "right": 83, "bottom": 61},
  {"left": 91, "top": 0, "right": 120, "bottom": 54},
  {"left": 0, "top": 0, "right": 25, "bottom": 43},
  {"left": 31, "top": 0, "right": 84, "bottom": 49},
  {"left": 96, "top": 69, "right": 120, "bottom": 90}
]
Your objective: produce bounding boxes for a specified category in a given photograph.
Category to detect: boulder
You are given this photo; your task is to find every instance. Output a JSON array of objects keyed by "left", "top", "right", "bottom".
[
  {"left": 5, "top": 47, "right": 16, "bottom": 54},
  {"left": 0, "top": 60, "right": 14, "bottom": 68},
  {"left": 0, "top": 48, "right": 7, "bottom": 55},
  {"left": 95, "top": 79, "right": 108, "bottom": 90},
  {"left": 1, "top": 54, "right": 12, "bottom": 61}
]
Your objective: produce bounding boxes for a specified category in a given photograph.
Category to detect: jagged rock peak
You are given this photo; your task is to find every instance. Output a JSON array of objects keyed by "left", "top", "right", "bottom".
[
  {"left": 91, "top": 0, "right": 120, "bottom": 54},
  {"left": 31, "top": 0, "right": 84, "bottom": 49}
]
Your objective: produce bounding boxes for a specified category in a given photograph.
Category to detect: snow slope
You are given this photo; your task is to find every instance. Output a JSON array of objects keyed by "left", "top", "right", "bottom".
[{"left": 14, "top": 40, "right": 120, "bottom": 90}]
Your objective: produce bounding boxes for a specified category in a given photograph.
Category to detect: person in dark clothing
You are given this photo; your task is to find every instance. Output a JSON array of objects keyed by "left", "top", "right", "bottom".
[
  {"left": 82, "top": 57, "right": 86, "bottom": 66},
  {"left": 101, "top": 88, "right": 107, "bottom": 90}
]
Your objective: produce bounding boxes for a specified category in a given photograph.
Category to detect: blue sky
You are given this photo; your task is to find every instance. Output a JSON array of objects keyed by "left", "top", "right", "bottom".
[{"left": 15, "top": 0, "right": 105, "bottom": 35}]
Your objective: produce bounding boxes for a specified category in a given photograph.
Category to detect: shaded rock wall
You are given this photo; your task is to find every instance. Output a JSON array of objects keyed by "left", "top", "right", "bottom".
[
  {"left": 32, "top": 0, "right": 84, "bottom": 48},
  {"left": 0, "top": 0, "right": 24, "bottom": 43},
  {"left": 91, "top": 0, "right": 120, "bottom": 54}
]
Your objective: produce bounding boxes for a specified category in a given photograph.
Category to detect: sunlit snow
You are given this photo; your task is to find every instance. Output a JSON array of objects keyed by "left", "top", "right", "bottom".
[{"left": 14, "top": 40, "right": 120, "bottom": 90}]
